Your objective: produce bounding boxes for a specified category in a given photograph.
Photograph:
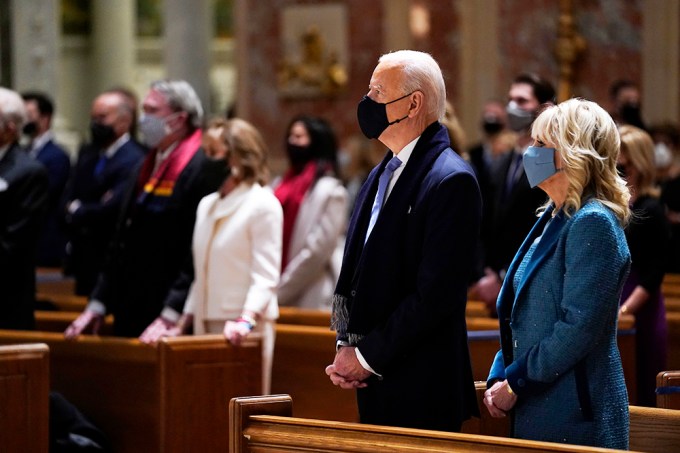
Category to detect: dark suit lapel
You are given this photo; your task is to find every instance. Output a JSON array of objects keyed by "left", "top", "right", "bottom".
[{"left": 368, "top": 122, "right": 448, "bottom": 239}]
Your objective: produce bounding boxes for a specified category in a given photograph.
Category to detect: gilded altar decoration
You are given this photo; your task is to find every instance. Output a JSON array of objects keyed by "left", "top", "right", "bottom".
[
  {"left": 278, "top": 5, "right": 349, "bottom": 98},
  {"left": 554, "top": 0, "right": 586, "bottom": 102}
]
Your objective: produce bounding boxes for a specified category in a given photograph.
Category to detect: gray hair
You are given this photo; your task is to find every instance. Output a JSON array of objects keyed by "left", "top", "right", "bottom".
[
  {"left": 150, "top": 79, "right": 204, "bottom": 129},
  {"left": 0, "top": 87, "right": 27, "bottom": 132},
  {"left": 378, "top": 50, "right": 446, "bottom": 121}
]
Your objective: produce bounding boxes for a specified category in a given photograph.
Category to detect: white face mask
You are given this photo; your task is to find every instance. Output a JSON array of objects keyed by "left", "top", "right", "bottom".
[
  {"left": 506, "top": 100, "right": 534, "bottom": 132},
  {"left": 138, "top": 113, "right": 170, "bottom": 149},
  {"left": 654, "top": 142, "right": 673, "bottom": 168}
]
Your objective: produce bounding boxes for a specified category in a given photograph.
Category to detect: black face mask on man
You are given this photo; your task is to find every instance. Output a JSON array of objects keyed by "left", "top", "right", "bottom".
[
  {"left": 22, "top": 121, "right": 37, "bottom": 137},
  {"left": 356, "top": 92, "right": 413, "bottom": 139},
  {"left": 481, "top": 116, "right": 504, "bottom": 135},
  {"left": 90, "top": 121, "right": 117, "bottom": 147},
  {"left": 619, "top": 103, "right": 645, "bottom": 129}
]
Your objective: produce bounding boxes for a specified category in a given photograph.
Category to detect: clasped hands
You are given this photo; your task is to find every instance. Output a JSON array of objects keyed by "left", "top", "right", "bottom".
[
  {"left": 483, "top": 379, "right": 518, "bottom": 417},
  {"left": 325, "top": 346, "right": 371, "bottom": 389}
]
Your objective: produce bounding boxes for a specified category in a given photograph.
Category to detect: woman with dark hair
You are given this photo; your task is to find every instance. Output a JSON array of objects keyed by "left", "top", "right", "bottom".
[{"left": 274, "top": 115, "right": 348, "bottom": 309}]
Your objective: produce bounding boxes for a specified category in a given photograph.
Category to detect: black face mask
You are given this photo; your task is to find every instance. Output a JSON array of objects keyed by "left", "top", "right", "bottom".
[
  {"left": 90, "top": 121, "right": 116, "bottom": 147},
  {"left": 619, "top": 103, "right": 645, "bottom": 129},
  {"left": 616, "top": 163, "right": 627, "bottom": 179},
  {"left": 22, "top": 121, "right": 37, "bottom": 137},
  {"left": 203, "top": 157, "right": 231, "bottom": 184},
  {"left": 356, "top": 92, "right": 412, "bottom": 139},
  {"left": 481, "top": 118, "right": 503, "bottom": 135},
  {"left": 286, "top": 143, "right": 314, "bottom": 167}
]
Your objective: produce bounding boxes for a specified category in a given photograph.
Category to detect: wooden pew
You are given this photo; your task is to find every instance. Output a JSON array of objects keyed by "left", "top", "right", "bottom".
[
  {"left": 278, "top": 301, "right": 490, "bottom": 327},
  {"left": 229, "top": 394, "right": 636, "bottom": 453},
  {"left": 666, "top": 297, "right": 680, "bottom": 313},
  {"left": 272, "top": 318, "right": 637, "bottom": 421},
  {"left": 629, "top": 405, "right": 680, "bottom": 452},
  {"left": 0, "top": 331, "right": 261, "bottom": 453},
  {"left": 35, "top": 310, "right": 114, "bottom": 334},
  {"left": 656, "top": 370, "right": 680, "bottom": 409},
  {"left": 0, "top": 343, "right": 49, "bottom": 453},
  {"left": 278, "top": 306, "right": 330, "bottom": 326},
  {"left": 35, "top": 293, "right": 88, "bottom": 312}
]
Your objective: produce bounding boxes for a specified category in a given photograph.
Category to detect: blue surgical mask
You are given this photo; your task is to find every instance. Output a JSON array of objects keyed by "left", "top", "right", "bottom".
[{"left": 523, "top": 145, "right": 558, "bottom": 188}]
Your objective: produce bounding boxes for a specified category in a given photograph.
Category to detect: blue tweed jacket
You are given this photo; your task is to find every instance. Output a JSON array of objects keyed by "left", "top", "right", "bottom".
[{"left": 488, "top": 199, "right": 631, "bottom": 449}]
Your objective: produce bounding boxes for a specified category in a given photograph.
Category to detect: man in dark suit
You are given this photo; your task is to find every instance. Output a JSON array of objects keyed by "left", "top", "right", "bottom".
[
  {"left": 470, "top": 74, "right": 554, "bottom": 314},
  {"left": 65, "top": 80, "right": 226, "bottom": 339},
  {"left": 0, "top": 87, "right": 49, "bottom": 329},
  {"left": 325, "top": 50, "right": 481, "bottom": 431},
  {"left": 63, "top": 90, "right": 146, "bottom": 295},
  {"left": 21, "top": 91, "right": 71, "bottom": 267}
]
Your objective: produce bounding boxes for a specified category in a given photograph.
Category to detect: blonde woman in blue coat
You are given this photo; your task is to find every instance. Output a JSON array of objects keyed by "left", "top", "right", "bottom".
[{"left": 484, "top": 98, "right": 631, "bottom": 450}]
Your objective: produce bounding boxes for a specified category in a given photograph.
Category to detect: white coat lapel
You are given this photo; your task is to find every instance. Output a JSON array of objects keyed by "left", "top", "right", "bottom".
[{"left": 211, "top": 182, "right": 253, "bottom": 219}]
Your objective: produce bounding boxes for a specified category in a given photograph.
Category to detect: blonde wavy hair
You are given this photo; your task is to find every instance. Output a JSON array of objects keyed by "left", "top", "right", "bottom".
[
  {"left": 531, "top": 98, "right": 631, "bottom": 225},
  {"left": 618, "top": 124, "right": 661, "bottom": 199}
]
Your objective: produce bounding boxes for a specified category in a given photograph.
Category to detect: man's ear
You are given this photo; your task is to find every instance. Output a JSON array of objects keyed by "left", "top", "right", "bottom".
[{"left": 409, "top": 91, "right": 424, "bottom": 117}]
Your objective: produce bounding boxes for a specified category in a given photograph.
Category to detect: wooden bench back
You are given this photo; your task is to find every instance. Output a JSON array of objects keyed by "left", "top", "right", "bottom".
[
  {"left": 0, "top": 331, "right": 261, "bottom": 453},
  {"left": 0, "top": 343, "right": 49, "bottom": 453},
  {"left": 272, "top": 318, "right": 637, "bottom": 421},
  {"left": 629, "top": 405, "right": 680, "bottom": 452},
  {"left": 668, "top": 312, "right": 680, "bottom": 370},
  {"left": 656, "top": 370, "right": 680, "bottom": 409},
  {"left": 229, "top": 394, "right": 630, "bottom": 453}
]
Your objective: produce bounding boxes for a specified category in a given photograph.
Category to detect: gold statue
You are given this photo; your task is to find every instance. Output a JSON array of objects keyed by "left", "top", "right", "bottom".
[{"left": 278, "top": 25, "right": 348, "bottom": 97}]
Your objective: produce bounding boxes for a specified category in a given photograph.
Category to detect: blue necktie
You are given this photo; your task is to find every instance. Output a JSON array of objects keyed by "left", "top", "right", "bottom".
[
  {"left": 365, "top": 155, "right": 402, "bottom": 242},
  {"left": 94, "top": 154, "right": 107, "bottom": 177}
]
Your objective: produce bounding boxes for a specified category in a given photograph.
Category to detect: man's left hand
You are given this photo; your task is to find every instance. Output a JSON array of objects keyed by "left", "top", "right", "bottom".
[
  {"left": 139, "top": 317, "right": 178, "bottom": 344},
  {"left": 325, "top": 346, "right": 371, "bottom": 389}
]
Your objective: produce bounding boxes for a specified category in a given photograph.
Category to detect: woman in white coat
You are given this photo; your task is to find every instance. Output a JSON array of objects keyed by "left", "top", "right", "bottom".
[
  {"left": 173, "top": 118, "right": 282, "bottom": 394},
  {"left": 274, "top": 116, "right": 348, "bottom": 310}
]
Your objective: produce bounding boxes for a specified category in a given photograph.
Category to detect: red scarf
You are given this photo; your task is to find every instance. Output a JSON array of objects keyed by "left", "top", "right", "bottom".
[
  {"left": 136, "top": 129, "right": 202, "bottom": 198},
  {"left": 275, "top": 161, "right": 317, "bottom": 270}
]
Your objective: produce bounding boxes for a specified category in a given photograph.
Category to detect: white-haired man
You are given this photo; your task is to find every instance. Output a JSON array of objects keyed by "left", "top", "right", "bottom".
[
  {"left": 0, "top": 87, "right": 49, "bottom": 329},
  {"left": 325, "top": 51, "right": 481, "bottom": 431},
  {"left": 65, "top": 80, "right": 226, "bottom": 340}
]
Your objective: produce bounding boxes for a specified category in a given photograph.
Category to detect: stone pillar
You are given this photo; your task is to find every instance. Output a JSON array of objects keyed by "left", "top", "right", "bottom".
[
  {"left": 383, "top": 0, "right": 410, "bottom": 53},
  {"left": 92, "top": 0, "right": 135, "bottom": 93},
  {"left": 164, "top": 0, "right": 212, "bottom": 114},
  {"left": 234, "top": 0, "right": 250, "bottom": 119},
  {"left": 643, "top": 0, "right": 679, "bottom": 123},
  {"left": 460, "top": 0, "right": 500, "bottom": 145},
  {"left": 10, "top": 0, "right": 59, "bottom": 94}
]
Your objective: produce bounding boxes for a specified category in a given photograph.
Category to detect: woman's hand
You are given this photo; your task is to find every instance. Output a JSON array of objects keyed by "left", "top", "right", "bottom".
[
  {"left": 224, "top": 320, "right": 252, "bottom": 346},
  {"left": 483, "top": 380, "right": 518, "bottom": 417}
]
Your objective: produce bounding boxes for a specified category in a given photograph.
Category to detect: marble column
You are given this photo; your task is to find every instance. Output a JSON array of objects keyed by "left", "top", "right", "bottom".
[
  {"left": 460, "top": 0, "right": 500, "bottom": 145},
  {"left": 164, "top": 0, "right": 212, "bottom": 114},
  {"left": 383, "top": 0, "right": 410, "bottom": 53},
  {"left": 643, "top": 0, "right": 679, "bottom": 123},
  {"left": 92, "top": 0, "right": 135, "bottom": 94},
  {"left": 10, "top": 0, "right": 59, "bottom": 94}
]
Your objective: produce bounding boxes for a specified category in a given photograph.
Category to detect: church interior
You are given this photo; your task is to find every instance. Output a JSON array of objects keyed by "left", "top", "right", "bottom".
[{"left": 1, "top": 1, "right": 680, "bottom": 452}]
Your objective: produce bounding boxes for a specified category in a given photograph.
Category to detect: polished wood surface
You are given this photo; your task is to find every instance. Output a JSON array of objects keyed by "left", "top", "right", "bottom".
[
  {"left": 0, "top": 343, "right": 49, "bottom": 453},
  {"left": 0, "top": 331, "right": 261, "bottom": 453}
]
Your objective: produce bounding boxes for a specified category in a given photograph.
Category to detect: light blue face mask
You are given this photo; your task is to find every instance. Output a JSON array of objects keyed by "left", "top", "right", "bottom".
[{"left": 523, "top": 145, "right": 559, "bottom": 188}]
